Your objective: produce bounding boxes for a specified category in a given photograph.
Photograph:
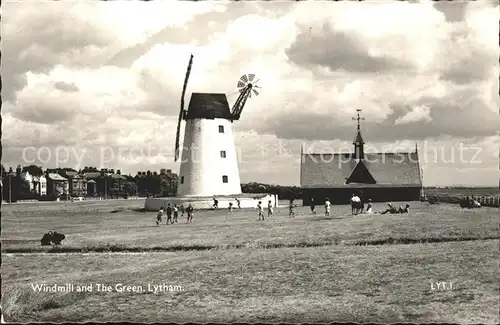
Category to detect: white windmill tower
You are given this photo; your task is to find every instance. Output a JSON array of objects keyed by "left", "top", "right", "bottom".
[{"left": 174, "top": 55, "right": 261, "bottom": 197}]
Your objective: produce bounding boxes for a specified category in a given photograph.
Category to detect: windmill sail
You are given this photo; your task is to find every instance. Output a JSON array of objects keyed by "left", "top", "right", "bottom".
[
  {"left": 230, "top": 74, "right": 261, "bottom": 120},
  {"left": 175, "top": 54, "right": 194, "bottom": 162}
]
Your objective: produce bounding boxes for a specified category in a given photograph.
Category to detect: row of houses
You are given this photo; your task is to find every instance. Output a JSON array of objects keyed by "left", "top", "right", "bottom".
[
  {"left": 2, "top": 166, "right": 179, "bottom": 200},
  {"left": 5, "top": 167, "right": 129, "bottom": 198}
]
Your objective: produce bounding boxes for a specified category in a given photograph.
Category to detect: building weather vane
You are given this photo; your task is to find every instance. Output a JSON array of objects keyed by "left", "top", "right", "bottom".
[{"left": 352, "top": 109, "right": 365, "bottom": 130}]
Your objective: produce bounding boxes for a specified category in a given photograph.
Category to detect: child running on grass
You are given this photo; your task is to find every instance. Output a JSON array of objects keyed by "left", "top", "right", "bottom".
[
  {"left": 173, "top": 204, "right": 179, "bottom": 223},
  {"left": 324, "top": 197, "right": 331, "bottom": 218},
  {"left": 166, "top": 204, "right": 173, "bottom": 225},
  {"left": 289, "top": 199, "right": 295, "bottom": 218},
  {"left": 310, "top": 198, "right": 316, "bottom": 215},
  {"left": 257, "top": 201, "right": 265, "bottom": 220},
  {"left": 267, "top": 200, "right": 273, "bottom": 218},
  {"left": 156, "top": 206, "right": 164, "bottom": 226},
  {"left": 186, "top": 204, "right": 194, "bottom": 223}
]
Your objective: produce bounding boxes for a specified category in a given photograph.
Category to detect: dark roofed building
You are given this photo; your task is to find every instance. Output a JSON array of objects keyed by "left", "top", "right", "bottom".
[
  {"left": 186, "top": 93, "right": 232, "bottom": 120},
  {"left": 46, "top": 173, "right": 69, "bottom": 197},
  {"left": 63, "top": 171, "right": 87, "bottom": 198},
  {"left": 300, "top": 110, "right": 422, "bottom": 205}
]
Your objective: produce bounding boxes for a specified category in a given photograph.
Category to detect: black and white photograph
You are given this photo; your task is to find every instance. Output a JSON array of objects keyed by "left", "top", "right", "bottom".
[{"left": 1, "top": 0, "right": 499, "bottom": 323}]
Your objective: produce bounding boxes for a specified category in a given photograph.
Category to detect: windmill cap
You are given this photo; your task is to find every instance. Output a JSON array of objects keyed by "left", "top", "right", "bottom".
[{"left": 185, "top": 93, "right": 232, "bottom": 120}]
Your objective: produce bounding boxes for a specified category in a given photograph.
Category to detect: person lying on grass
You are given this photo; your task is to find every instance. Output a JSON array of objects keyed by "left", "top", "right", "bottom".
[
  {"left": 398, "top": 204, "right": 410, "bottom": 213},
  {"left": 380, "top": 203, "right": 399, "bottom": 214}
]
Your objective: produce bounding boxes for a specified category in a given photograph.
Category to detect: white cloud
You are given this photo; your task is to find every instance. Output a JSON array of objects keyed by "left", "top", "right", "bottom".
[{"left": 395, "top": 105, "right": 432, "bottom": 125}]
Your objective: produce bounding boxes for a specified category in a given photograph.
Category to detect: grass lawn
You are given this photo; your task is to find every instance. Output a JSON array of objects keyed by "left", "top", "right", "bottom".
[{"left": 1, "top": 200, "right": 499, "bottom": 323}]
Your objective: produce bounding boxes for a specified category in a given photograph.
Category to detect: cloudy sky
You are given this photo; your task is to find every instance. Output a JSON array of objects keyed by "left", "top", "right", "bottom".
[{"left": 2, "top": 1, "right": 499, "bottom": 187}]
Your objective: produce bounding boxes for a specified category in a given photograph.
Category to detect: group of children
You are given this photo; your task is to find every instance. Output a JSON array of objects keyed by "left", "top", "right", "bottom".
[
  {"left": 256, "top": 198, "right": 331, "bottom": 220},
  {"left": 257, "top": 198, "right": 321, "bottom": 220},
  {"left": 213, "top": 197, "right": 241, "bottom": 211},
  {"left": 307, "top": 197, "right": 332, "bottom": 217},
  {"left": 156, "top": 203, "right": 194, "bottom": 225},
  {"left": 256, "top": 200, "right": 276, "bottom": 220},
  {"left": 156, "top": 197, "right": 411, "bottom": 225}
]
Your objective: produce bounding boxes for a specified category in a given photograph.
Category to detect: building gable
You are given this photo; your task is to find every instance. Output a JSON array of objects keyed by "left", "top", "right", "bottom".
[
  {"left": 345, "top": 160, "right": 377, "bottom": 184},
  {"left": 47, "top": 173, "right": 68, "bottom": 181}
]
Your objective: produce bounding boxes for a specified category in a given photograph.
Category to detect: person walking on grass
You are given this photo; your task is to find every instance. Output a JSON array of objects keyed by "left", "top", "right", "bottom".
[
  {"left": 366, "top": 199, "right": 373, "bottom": 214},
  {"left": 289, "top": 199, "right": 295, "bottom": 218},
  {"left": 173, "top": 204, "right": 179, "bottom": 223},
  {"left": 257, "top": 201, "right": 265, "bottom": 220},
  {"left": 310, "top": 198, "right": 316, "bottom": 215},
  {"left": 235, "top": 198, "right": 241, "bottom": 209},
  {"left": 186, "top": 204, "right": 194, "bottom": 223},
  {"left": 166, "top": 203, "right": 173, "bottom": 225},
  {"left": 213, "top": 197, "right": 219, "bottom": 210},
  {"left": 156, "top": 206, "right": 164, "bottom": 226},
  {"left": 267, "top": 200, "right": 274, "bottom": 218},
  {"left": 179, "top": 204, "right": 185, "bottom": 218},
  {"left": 324, "top": 197, "right": 331, "bottom": 218},
  {"left": 228, "top": 202, "right": 233, "bottom": 214}
]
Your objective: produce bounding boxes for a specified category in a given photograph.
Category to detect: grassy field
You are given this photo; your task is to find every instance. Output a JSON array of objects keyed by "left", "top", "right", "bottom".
[{"left": 1, "top": 199, "right": 499, "bottom": 323}]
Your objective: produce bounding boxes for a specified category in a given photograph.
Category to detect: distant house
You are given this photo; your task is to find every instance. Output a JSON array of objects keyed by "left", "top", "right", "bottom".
[
  {"left": 83, "top": 172, "right": 101, "bottom": 197},
  {"left": 300, "top": 111, "right": 422, "bottom": 204},
  {"left": 46, "top": 173, "right": 69, "bottom": 197},
  {"left": 86, "top": 179, "right": 97, "bottom": 196},
  {"left": 108, "top": 171, "right": 126, "bottom": 197},
  {"left": 82, "top": 170, "right": 126, "bottom": 198},
  {"left": 32, "top": 175, "right": 47, "bottom": 196},
  {"left": 62, "top": 171, "right": 87, "bottom": 197}
]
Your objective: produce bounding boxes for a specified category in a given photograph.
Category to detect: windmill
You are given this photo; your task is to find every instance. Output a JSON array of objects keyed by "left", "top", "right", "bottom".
[{"left": 173, "top": 55, "right": 261, "bottom": 197}]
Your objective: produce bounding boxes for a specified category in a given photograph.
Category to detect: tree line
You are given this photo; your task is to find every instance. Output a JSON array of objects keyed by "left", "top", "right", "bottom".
[
  {"left": 1, "top": 164, "right": 302, "bottom": 201},
  {"left": 241, "top": 182, "right": 302, "bottom": 200}
]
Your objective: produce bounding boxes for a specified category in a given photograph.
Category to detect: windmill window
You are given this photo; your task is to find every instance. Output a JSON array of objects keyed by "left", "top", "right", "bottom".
[
  {"left": 218, "top": 125, "right": 224, "bottom": 133},
  {"left": 222, "top": 175, "right": 228, "bottom": 183},
  {"left": 220, "top": 150, "right": 226, "bottom": 158},
  {"left": 180, "top": 176, "right": 184, "bottom": 184}
]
